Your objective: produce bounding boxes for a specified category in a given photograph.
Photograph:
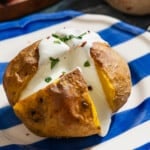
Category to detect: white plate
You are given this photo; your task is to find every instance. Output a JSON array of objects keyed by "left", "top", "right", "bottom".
[{"left": 0, "top": 10, "right": 150, "bottom": 150}]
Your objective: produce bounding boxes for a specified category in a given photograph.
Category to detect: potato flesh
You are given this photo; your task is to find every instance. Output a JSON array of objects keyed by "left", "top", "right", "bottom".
[{"left": 96, "top": 66, "right": 115, "bottom": 111}]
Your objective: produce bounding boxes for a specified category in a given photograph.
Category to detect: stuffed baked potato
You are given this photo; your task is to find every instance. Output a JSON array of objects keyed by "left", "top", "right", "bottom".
[{"left": 3, "top": 28, "right": 131, "bottom": 137}]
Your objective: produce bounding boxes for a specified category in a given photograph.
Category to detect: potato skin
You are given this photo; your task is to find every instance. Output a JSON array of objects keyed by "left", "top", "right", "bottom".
[
  {"left": 14, "top": 69, "right": 100, "bottom": 137},
  {"left": 90, "top": 42, "right": 131, "bottom": 112},
  {"left": 106, "top": 0, "right": 150, "bottom": 15},
  {"left": 3, "top": 41, "right": 40, "bottom": 106}
]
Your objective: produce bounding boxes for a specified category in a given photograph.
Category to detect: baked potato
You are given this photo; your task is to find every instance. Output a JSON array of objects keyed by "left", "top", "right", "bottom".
[
  {"left": 3, "top": 29, "right": 131, "bottom": 137},
  {"left": 106, "top": 0, "right": 150, "bottom": 15}
]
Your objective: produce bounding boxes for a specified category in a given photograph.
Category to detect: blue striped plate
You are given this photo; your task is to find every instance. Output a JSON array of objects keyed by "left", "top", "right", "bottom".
[{"left": 0, "top": 10, "right": 150, "bottom": 150}]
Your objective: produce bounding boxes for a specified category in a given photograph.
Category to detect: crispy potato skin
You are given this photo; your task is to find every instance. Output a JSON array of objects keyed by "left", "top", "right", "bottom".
[
  {"left": 3, "top": 41, "right": 40, "bottom": 106},
  {"left": 90, "top": 42, "right": 131, "bottom": 112},
  {"left": 14, "top": 69, "right": 100, "bottom": 137}
]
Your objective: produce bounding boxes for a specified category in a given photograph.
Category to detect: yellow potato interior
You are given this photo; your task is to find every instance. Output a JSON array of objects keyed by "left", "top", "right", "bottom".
[
  {"left": 82, "top": 92, "right": 100, "bottom": 128},
  {"left": 95, "top": 64, "right": 115, "bottom": 112}
]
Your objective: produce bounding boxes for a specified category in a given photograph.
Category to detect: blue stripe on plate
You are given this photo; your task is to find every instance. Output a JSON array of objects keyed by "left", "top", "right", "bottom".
[
  {"left": 0, "top": 145, "right": 30, "bottom": 150},
  {"left": 0, "top": 97, "right": 150, "bottom": 150},
  {"left": 0, "top": 62, "right": 8, "bottom": 85},
  {"left": 98, "top": 22, "right": 145, "bottom": 46},
  {"left": 0, "top": 106, "right": 21, "bottom": 129},
  {"left": 0, "top": 11, "right": 145, "bottom": 42},
  {"left": 135, "top": 142, "right": 150, "bottom": 150},
  {"left": 129, "top": 53, "right": 150, "bottom": 85},
  {"left": 0, "top": 10, "right": 82, "bottom": 41}
]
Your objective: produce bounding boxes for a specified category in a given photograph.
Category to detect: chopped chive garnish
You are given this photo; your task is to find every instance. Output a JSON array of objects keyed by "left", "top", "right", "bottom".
[
  {"left": 62, "top": 71, "right": 66, "bottom": 75},
  {"left": 54, "top": 40, "right": 61, "bottom": 44},
  {"left": 49, "top": 57, "right": 60, "bottom": 69},
  {"left": 52, "top": 34, "right": 69, "bottom": 42},
  {"left": 45, "top": 77, "right": 52, "bottom": 83},
  {"left": 77, "top": 32, "right": 87, "bottom": 39},
  {"left": 52, "top": 34, "right": 59, "bottom": 38},
  {"left": 59, "top": 71, "right": 66, "bottom": 78},
  {"left": 52, "top": 32, "right": 87, "bottom": 42},
  {"left": 84, "top": 60, "right": 90, "bottom": 67}
]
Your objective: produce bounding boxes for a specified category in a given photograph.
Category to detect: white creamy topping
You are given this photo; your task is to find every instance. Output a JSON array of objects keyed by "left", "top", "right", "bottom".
[
  {"left": 20, "top": 28, "right": 111, "bottom": 136},
  {"left": 55, "top": 28, "right": 107, "bottom": 49},
  {"left": 38, "top": 37, "right": 70, "bottom": 65}
]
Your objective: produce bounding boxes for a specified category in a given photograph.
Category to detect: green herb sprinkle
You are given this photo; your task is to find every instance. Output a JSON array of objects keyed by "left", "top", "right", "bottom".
[
  {"left": 52, "top": 32, "right": 87, "bottom": 42},
  {"left": 54, "top": 40, "right": 61, "bottom": 44},
  {"left": 45, "top": 77, "right": 52, "bottom": 83},
  {"left": 49, "top": 57, "right": 60, "bottom": 69},
  {"left": 84, "top": 60, "right": 90, "bottom": 67}
]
